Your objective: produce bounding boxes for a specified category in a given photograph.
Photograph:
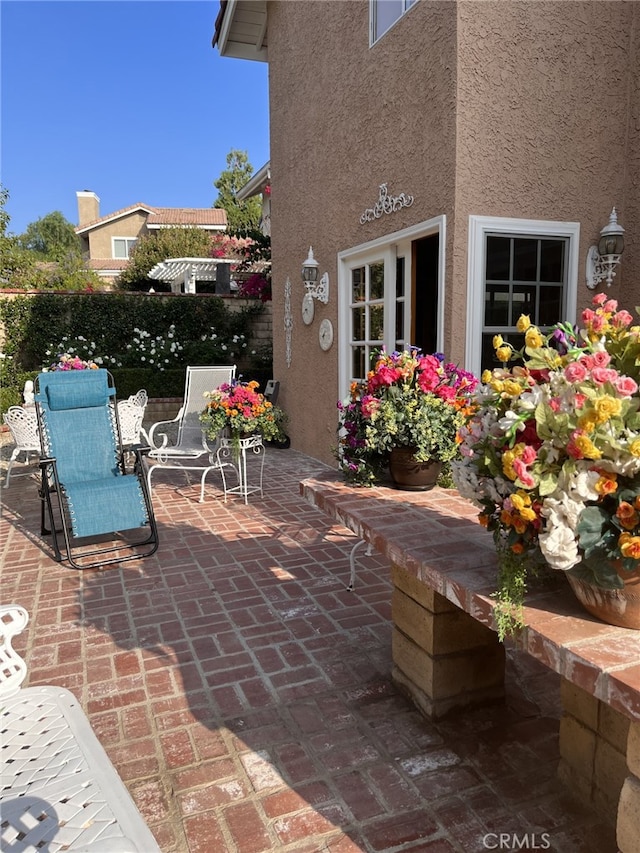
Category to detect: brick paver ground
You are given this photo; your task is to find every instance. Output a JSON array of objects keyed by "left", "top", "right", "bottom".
[{"left": 1, "top": 442, "right": 619, "bottom": 852}]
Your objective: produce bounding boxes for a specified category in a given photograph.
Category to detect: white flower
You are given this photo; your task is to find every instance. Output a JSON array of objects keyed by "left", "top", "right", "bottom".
[{"left": 538, "top": 494, "right": 583, "bottom": 571}]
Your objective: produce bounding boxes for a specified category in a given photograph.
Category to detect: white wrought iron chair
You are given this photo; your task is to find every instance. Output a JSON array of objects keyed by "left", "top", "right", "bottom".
[
  {"left": 3, "top": 405, "right": 40, "bottom": 485},
  {"left": 0, "top": 604, "right": 161, "bottom": 852},
  {"left": 146, "top": 365, "right": 236, "bottom": 502},
  {"left": 117, "top": 389, "right": 149, "bottom": 447}
]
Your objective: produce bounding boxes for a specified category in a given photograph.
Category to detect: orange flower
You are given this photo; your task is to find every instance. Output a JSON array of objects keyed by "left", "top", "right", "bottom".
[
  {"left": 616, "top": 502, "right": 639, "bottom": 530},
  {"left": 619, "top": 532, "right": 640, "bottom": 559},
  {"left": 511, "top": 541, "right": 525, "bottom": 555},
  {"left": 478, "top": 513, "right": 490, "bottom": 528},
  {"left": 595, "top": 472, "right": 618, "bottom": 495}
]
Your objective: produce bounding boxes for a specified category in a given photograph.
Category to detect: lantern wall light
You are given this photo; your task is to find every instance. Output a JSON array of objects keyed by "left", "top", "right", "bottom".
[
  {"left": 301, "top": 247, "right": 329, "bottom": 303},
  {"left": 586, "top": 208, "right": 625, "bottom": 289}
]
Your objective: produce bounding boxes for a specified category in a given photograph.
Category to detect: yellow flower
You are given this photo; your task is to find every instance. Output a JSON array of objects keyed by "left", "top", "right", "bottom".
[
  {"left": 503, "top": 380, "right": 523, "bottom": 397},
  {"left": 630, "top": 439, "right": 640, "bottom": 457},
  {"left": 578, "top": 413, "right": 597, "bottom": 432},
  {"left": 481, "top": 370, "right": 492, "bottom": 384},
  {"left": 573, "top": 433, "right": 602, "bottom": 459},
  {"left": 493, "top": 334, "right": 504, "bottom": 349},
  {"left": 525, "top": 327, "right": 543, "bottom": 349},
  {"left": 496, "top": 346, "right": 512, "bottom": 363},
  {"left": 593, "top": 396, "right": 622, "bottom": 424},
  {"left": 516, "top": 315, "right": 532, "bottom": 332}
]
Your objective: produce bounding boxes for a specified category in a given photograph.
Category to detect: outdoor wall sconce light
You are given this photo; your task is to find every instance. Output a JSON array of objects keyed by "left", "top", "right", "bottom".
[
  {"left": 301, "top": 247, "right": 329, "bottom": 303},
  {"left": 586, "top": 208, "right": 625, "bottom": 289}
]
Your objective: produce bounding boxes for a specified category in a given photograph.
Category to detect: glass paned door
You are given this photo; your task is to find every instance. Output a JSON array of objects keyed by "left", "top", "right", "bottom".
[{"left": 350, "top": 260, "right": 385, "bottom": 382}]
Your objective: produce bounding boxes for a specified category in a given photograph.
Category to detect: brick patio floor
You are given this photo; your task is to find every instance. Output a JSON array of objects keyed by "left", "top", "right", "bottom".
[{"left": 1, "top": 444, "right": 619, "bottom": 853}]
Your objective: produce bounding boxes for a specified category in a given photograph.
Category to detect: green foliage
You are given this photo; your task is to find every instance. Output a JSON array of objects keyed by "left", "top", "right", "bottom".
[
  {"left": 0, "top": 186, "right": 45, "bottom": 289},
  {"left": 18, "top": 211, "right": 81, "bottom": 260},
  {"left": 213, "top": 150, "right": 262, "bottom": 231},
  {"left": 116, "top": 227, "right": 213, "bottom": 291}
]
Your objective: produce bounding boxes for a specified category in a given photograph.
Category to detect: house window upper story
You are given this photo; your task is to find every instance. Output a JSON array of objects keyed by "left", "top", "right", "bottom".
[
  {"left": 465, "top": 216, "right": 580, "bottom": 378},
  {"left": 112, "top": 237, "right": 138, "bottom": 260},
  {"left": 370, "top": 0, "right": 418, "bottom": 45}
]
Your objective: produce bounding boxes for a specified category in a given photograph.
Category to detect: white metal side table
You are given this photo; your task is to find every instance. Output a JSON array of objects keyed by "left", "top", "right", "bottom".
[{"left": 216, "top": 434, "right": 265, "bottom": 503}]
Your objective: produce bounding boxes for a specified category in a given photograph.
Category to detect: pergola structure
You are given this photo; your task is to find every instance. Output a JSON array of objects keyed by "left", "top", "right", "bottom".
[{"left": 147, "top": 258, "right": 237, "bottom": 294}]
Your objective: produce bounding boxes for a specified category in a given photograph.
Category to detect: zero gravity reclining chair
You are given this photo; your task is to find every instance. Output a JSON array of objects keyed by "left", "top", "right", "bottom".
[{"left": 35, "top": 370, "right": 159, "bottom": 570}]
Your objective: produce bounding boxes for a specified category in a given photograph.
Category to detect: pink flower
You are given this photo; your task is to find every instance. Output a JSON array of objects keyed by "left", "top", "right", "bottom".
[
  {"left": 513, "top": 458, "right": 536, "bottom": 488},
  {"left": 615, "top": 376, "right": 638, "bottom": 397},
  {"left": 592, "top": 293, "right": 608, "bottom": 306},
  {"left": 564, "top": 363, "right": 588, "bottom": 383},
  {"left": 520, "top": 446, "right": 537, "bottom": 465},
  {"left": 591, "top": 351, "right": 611, "bottom": 368},
  {"left": 613, "top": 310, "right": 634, "bottom": 328},
  {"left": 591, "top": 367, "right": 618, "bottom": 385},
  {"left": 604, "top": 300, "right": 618, "bottom": 313},
  {"left": 578, "top": 354, "right": 595, "bottom": 371}
]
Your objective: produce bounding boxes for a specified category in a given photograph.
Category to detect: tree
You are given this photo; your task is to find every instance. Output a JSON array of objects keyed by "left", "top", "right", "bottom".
[
  {"left": 213, "top": 149, "right": 262, "bottom": 232},
  {"left": 116, "top": 226, "right": 214, "bottom": 291},
  {"left": 19, "top": 211, "right": 81, "bottom": 261},
  {"left": 0, "top": 186, "right": 46, "bottom": 289}
]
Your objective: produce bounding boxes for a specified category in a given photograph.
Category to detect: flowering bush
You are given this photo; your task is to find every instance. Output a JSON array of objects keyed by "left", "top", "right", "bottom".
[
  {"left": 237, "top": 273, "right": 271, "bottom": 302},
  {"left": 337, "top": 349, "right": 478, "bottom": 486},
  {"left": 200, "top": 380, "right": 286, "bottom": 445},
  {"left": 452, "top": 294, "right": 640, "bottom": 636}
]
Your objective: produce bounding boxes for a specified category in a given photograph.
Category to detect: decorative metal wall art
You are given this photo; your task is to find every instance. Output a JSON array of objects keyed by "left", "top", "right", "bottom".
[
  {"left": 284, "top": 277, "right": 293, "bottom": 367},
  {"left": 360, "top": 183, "right": 414, "bottom": 224}
]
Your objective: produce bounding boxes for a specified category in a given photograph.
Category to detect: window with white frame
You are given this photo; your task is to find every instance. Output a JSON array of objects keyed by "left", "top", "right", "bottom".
[
  {"left": 466, "top": 217, "right": 580, "bottom": 378},
  {"left": 370, "top": 0, "right": 417, "bottom": 45},
  {"left": 112, "top": 237, "right": 137, "bottom": 260}
]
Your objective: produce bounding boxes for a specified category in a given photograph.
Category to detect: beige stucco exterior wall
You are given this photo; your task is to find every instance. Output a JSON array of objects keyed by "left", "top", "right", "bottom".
[
  {"left": 451, "top": 0, "right": 640, "bottom": 365},
  {"left": 84, "top": 212, "right": 150, "bottom": 259},
  {"left": 268, "top": 0, "right": 457, "bottom": 465},
  {"left": 265, "top": 0, "right": 640, "bottom": 466}
]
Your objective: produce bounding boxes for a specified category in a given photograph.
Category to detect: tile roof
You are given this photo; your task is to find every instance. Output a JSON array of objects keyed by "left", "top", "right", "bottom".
[
  {"left": 147, "top": 208, "right": 227, "bottom": 227},
  {"left": 76, "top": 204, "right": 227, "bottom": 234},
  {"left": 87, "top": 258, "right": 129, "bottom": 271}
]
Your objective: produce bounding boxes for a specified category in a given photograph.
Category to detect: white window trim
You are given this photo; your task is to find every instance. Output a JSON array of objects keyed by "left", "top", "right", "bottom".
[
  {"left": 465, "top": 215, "right": 580, "bottom": 378},
  {"left": 337, "top": 215, "right": 446, "bottom": 400},
  {"left": 369, "top": 0, "right": 418, "bottom": 46},
  {"left": 111, "top": 236, "right": 137, "bottom": 260}
]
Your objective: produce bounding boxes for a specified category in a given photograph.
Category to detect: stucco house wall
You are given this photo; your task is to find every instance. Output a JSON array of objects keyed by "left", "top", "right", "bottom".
[
  {"left": 216, "top": 0, "right": 640, "bottom": 467},
  {"left": 267, "top": 0, "right": 458, "bottom": 464},
  {"left": 84, "top": 211, "right": 150, "bottom": 260}
]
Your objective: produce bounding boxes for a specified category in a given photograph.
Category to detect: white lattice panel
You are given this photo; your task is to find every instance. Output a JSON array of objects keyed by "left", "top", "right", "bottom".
[{"left": 1, "top": 686, "right": 160, "bottom": 852}]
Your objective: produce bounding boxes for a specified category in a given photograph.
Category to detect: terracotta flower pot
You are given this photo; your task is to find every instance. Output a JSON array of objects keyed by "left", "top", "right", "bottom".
[
  {"left": 388, "top": 447, "right": 441, "bottom": 491},
  {"left": 566, "top": 569, "right": 640, "bottom": 630}
]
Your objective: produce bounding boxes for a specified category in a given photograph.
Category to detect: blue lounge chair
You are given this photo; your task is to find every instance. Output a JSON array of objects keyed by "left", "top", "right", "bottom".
[{"left": 35, "top": 369, "right": 158, "bottom": 570}]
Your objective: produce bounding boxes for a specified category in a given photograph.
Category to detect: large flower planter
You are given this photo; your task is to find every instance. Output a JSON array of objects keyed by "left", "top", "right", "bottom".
[
  {"left": 566, "top": 571, "right": 640, "bottom": 630},
  {"left": 388, "top": 447, "right": 441, "bottom": 491}
]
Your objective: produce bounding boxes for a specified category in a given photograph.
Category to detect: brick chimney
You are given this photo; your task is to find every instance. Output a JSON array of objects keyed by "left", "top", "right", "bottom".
[{"left": 76, "top": 191, "right": 100, "bottom": 226}]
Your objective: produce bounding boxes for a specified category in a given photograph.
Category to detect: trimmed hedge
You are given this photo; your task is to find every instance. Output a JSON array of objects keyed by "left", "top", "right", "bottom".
[{"left": 0, "top": 292, "right": 271, "bottom": 412}]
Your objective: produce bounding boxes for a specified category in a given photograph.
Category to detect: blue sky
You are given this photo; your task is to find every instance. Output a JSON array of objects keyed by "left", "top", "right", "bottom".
[{"left": 1, "top": 0, "right": 270, "bottom": 236}]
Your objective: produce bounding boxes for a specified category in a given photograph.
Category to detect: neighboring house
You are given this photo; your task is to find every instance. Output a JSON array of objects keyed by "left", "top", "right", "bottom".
[
  {"left": 74, "top": 190, "right": 227, "bottom": 283},
  {"left": 236, "top": 161, "right": 271, "bottom": 236},
  {"left": 214, "top": 0, "right": 640, "bottom": 466}
]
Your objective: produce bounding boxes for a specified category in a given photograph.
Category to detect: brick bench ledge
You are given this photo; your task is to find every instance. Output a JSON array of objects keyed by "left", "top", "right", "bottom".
[{"left": 300, "top": 470, "right": 640, "bottom": 851}]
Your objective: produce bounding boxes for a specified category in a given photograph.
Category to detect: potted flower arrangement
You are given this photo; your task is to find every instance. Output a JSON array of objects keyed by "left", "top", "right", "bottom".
[
  {"left": 200, "top": 379, "right": 287, "bottom": 455},
  {"left": 48, "top": 353, "right": 98, "bottom": 371},
  {"left": 452, "top": 294, "right": 640, "bottom": 637},
  {"left": 337, "top": 348, "right": 478, "bottom": 489}
]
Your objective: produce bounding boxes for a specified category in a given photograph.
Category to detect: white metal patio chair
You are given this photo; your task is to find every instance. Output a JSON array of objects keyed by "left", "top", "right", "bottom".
[
  {"left": 117, "top": 388, "right": 149, "bottom": 447},
  {"left": 0, "top": 604, "right": 161, "bottom": 852},
  {"left": 3, "top": 405, "right": 40, "bottom": 485},
  {"left": 146, "top": 365, "right": 236, "bottom": 502}
]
